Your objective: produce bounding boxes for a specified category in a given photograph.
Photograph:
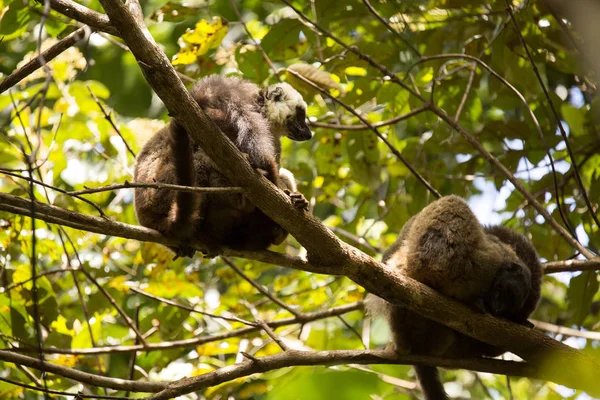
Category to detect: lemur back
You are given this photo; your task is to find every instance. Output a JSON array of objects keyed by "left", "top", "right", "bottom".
[
  {"left": 366, "top": 195, "right": 542, "bottom": 399},
  {"left": 134, "top": 76, "right": 311, "bottom": 257}
]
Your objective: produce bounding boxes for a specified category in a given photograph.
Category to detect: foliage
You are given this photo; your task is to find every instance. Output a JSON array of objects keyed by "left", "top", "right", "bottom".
[{"left": 0, "top": 0, "right": 599, "bottom": 399}]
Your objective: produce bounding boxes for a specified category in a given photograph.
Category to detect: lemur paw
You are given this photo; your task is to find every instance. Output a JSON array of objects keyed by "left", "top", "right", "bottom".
[
  {"left": 284, "top": 189, "right": 309, "bottom": 211},
  {"left": 170, "top": 241, "right": 196, "bottom": 261},
  {"left": 255, "top": 168, "right": 269, "bottom": 178},
  {"left": 200, "top": 246, "right": 222, "bottom": 259},
  {"left": 520, "top": 320, "right": 535, "bottom": 329},
  {"left": 472, "top": 299, "right": 488, "bottom": 314}
]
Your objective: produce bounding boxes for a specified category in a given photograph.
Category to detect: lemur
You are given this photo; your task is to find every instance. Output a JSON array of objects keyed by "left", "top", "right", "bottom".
[
  {"left": 366, "top": 195, "right": 542, "bottom": 400},
  {"left": 134, "top": 76, "right": 312, "bottom": 257}
]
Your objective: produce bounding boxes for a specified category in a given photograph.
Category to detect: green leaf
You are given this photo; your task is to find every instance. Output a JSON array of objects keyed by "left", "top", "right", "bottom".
[
  {"left": 261, "top": 20, "right": 309, "bottom": 62},
  {"left": 567, "top": 272, "right": 599, "bottom": 326},
  {"left": 560, "top": 104, "right": 586, "bottom": 137},
  {"left": 0, "top": 0, "right": 31, "bottom": 39}
]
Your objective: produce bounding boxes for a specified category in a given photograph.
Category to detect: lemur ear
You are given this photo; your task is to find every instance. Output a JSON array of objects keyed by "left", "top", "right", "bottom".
[
  {"left": 257, "top": 90, "right": 265, "bottom": 107},
  {"left": 267, "top": 86, "right": 284, "bottom": 102}
]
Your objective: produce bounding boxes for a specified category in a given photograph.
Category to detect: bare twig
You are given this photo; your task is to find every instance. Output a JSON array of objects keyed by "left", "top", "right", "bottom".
[
  {"left": 362, "top": 0, "right": 421, "bottom": 57},
  {"left": 144, "top": 349, "right": 542, "bottom": 400},
  {"left": 287, "top": 68, "right": 440, "bottom": 199},
  {"left": 69, "top": 181, "right": 244, "bottom": 196},
  {"left": 533, "top": 320, "right": 600, "bottom": 341},
  {"left": 86, "top": 85, "right": 136, "bottom": 158},
  {"left": 309, "top": 106, "right": 428, "bottom": 131},
  {"left": 0, "top": 376, "right": 128, "bottom": 399},
  {"left": 129, "top": 287, "right": 256, "bottom": 326},
  {"left": 454, "top": 64, "right": 476, "bottom": 121},
  {"left": 46, "top": 0, "right": 119, "bottom": 36},
  {"left": 544, "top": 258, "right": 600, "bottom": 274},
  {"left": 0, "top": 168, "right": 107, "bottom": 217},
  {"left": 0, "top": 351, "right": 165, "bottom": 392},
  {"left": 223, "top": 257, "right": 301, "bottom": 317}
]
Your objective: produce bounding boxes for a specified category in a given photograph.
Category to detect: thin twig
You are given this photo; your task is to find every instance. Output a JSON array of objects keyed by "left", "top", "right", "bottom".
[
  {"left": 228, "top": 0, "right": 279, "bottom": 77},
  {"left": 87, "top": 85, "right": 136, "bottom": 158},
  {"left": 532, "top": 320, "right": 600, "bottom": 341},
  {"left": 0, "top": 376, "right": 129, "bottom": 399},
  {"left": 309, "top": 106, "right": 428, "bottom": 131},
  {"left": 0, "top": 168, "right": 107, "bottom": 217},
  {"left": 362, "top": 0, "right": 421, "bottom": 57},
  {"left": 77, "top": 268, "right": 149, "bottom": 346},
  {"left": 129, "top": 287, "right": 257, "bottom": 326},
  {"left": 223, "top": 257, "right": 302, "bottom": 317},
  {"left": 68, "top": 181, "right": 244, "bottom": 195},
  {"left": 454, "top": 64, "right": 476, "bottom": 121},
  {"left": 504, "top": 0, "right": 600, "bottom": 232}
]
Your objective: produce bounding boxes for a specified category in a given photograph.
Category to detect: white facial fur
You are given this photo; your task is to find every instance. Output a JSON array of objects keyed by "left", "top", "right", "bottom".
[{"left": 264, "top": 82, "right": 307, "bottom": 126}]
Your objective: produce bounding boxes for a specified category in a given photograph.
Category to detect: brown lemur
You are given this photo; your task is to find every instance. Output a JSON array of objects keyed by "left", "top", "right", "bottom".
[
  {"left": 133, "top": 75, "right": 312, "bottom": 257},
  {"left": 366, "top": 195, "right": 542, "bottom": 400}
]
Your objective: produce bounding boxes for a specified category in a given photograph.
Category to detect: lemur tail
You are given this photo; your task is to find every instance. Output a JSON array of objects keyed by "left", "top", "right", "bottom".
[
  {"left": 168, "top": 121, "right": 196, "bottom": 233},
  {"left": 415, "top": 365, "right": 448, "bottom": 400}
]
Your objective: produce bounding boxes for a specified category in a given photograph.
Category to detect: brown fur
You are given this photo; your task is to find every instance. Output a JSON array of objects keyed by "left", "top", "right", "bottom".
[
  {"left": 133, "top": 76, "right": 310, "bottom": 256},
  {"left": 366, "top": 195, "right": 542, "bottom": 399}
]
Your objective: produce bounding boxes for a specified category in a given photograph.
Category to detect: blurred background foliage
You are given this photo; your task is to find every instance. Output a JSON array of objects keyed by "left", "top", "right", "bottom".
[{"left": 0, "top": 0, "right": 599, "bottom": 398}]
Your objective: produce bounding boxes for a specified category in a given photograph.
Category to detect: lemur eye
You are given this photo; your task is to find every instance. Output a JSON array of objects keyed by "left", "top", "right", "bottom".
[{"left": 268, "top": 87, "right": 284, "bottom": 102}]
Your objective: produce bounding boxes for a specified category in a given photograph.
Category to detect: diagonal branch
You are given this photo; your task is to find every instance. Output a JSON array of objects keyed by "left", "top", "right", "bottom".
[
  {"left": 0, "top": 26, "right": 90, "bottom": 94},
  {"left": 45, "top": 0, "right": 118, "bottom": 36}
]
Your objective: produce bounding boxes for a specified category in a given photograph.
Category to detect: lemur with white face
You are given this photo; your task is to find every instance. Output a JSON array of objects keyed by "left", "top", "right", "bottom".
[{"left": 134, "top": 76, "right": 312, "bottom": 257}]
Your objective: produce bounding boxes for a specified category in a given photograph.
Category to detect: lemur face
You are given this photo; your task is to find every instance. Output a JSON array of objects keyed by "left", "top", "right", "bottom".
[
  {"left": 264, "top": 83, "right": 312, "bottom": 141},
  {"left": 485, "top": 261, "right": 532, "bottom": 320}
]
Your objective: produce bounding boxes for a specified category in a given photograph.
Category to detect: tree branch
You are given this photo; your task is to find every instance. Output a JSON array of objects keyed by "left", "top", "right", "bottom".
[
  {"left": 0, "top": 348, "right": 547, "bottom": 399},
  {"left": 145, "top": 349, "right": 540, "bottom": 400},
  {"left": 0, "top": 191, "right": 323, "bottom": 274},
  {"left": 0, "top": 350, "right": 165, "bottom": 393},
  {"left": 0, "top": 26, "right": 90, "bottom": 94},
  {"left": 46, "top": 0, "right": 118, "bottom": 36}
]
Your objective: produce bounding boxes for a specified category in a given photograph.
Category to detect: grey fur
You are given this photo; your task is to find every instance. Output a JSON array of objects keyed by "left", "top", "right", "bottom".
[
  {"left": 366, "top": 195, "right": 542, "bottom": 399},
  {"left": 133, "top": 75, "right": 311, "bottom": 257}
]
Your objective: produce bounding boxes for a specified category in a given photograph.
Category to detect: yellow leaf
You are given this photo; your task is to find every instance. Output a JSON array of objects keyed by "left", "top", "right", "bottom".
[
  {"left": 173, "top": 17, "right": 228, "bottom": 65},
  {"left": 345, "top": 66, "right": 367, "bottom": 76},
  {"left": 172, "top": 50, "right": 198, "bottom": 66}
]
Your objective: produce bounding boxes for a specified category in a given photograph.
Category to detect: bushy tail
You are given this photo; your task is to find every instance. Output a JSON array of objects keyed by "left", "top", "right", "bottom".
[{"left": 415, "top": 365, "right": 448, "bottom": 400}]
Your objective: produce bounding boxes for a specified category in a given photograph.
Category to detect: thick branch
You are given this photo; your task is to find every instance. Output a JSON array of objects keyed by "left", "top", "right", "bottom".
[
  {"left": 0, "top": 192, "right": 324, "bottom": 274},
  {"left": 47, "top": 0, "right": 118, "bottom": 36},
  {"left": 544, "top": 258, "right": 600, "bottom": 273}
]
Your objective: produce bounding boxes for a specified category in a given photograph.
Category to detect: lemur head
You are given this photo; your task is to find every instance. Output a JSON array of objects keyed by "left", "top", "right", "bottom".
[
  {"left": 260, "top": 82, "right": 312, "bottom": 141},
  {"left": 485, "top": 261, "right": 532, "bottom": 321}
]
